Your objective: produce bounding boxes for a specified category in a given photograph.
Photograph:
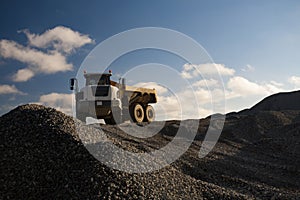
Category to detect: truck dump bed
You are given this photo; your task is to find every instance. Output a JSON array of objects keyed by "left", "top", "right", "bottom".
[{"left": 110, "top": 80, "right": 157, "bottom": 104}]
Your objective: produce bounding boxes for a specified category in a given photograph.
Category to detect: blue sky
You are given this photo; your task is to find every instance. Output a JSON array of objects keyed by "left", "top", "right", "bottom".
[{"left": 0, "top": 0, "right": 299, "bottom": 118}]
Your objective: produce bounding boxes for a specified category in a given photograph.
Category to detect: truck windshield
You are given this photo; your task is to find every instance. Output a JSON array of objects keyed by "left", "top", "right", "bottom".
[{"left": 86, "top": 75, "right": 110, "bottom": 86}]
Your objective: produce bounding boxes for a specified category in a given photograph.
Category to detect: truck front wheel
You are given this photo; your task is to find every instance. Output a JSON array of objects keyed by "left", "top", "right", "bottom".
[
  {"left": 130, "top": 103, "right": 144, "bottom": 123},
  {"left": 144, "top": 105, "right": 155, "bottom": 122}
]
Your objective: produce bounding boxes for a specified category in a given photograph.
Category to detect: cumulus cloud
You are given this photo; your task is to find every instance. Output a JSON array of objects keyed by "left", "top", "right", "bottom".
[
  {"left": 133, "top": 82, "right": 183, "bottom": 119},
  {"left": 143, "top": 64, "right": 292, "bottom": 119},
  {"left": 192, "top": 79, "right": 219, "bottom": 88},
  {"left": 22, "top": 26, "right": 94, "bottom": 54},
  {"left": 12, "top": 68, "right": 35, "bottom": 82},
  {"left": 227, "top": 76, "right": 283, "bottom": 98},
  {"left": 153, "top": 95, "right": 182, "bottom": 120},
  {"left": 133, "top": 80, "right": 222, "bottom": 120},
  {"left": 36, "top": 93, "right": 73, "bottom": 115},
  {"left": 132, "top": 65, "right": 288, "bottom": 120},
  {"left": 152, "top": 86, "right": 223, "bottom": 120},
  {"left": 0, "top": 84, "right": 26, "bottom": 95},
  {"left": 132, "top": 65, "right": 230, "bottom": 120},
  {"left": 180, "top": 71, "right": 193, "bottom": 79},
  {"left": 181, "top": 63, "right": 235, "bottom": 79},
  {"left": 0, "top": 26, "right": 93, "bottom": 82},
  {"left": 288, "top": 76, "right": 300, "bottom": 88},
  {"left": 0, "top": 39, "right": 72, "bottom": 82}
]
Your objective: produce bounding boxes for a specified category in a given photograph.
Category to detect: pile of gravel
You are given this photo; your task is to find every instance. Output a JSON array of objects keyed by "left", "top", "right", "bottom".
[
  {"left": 1, "top": 104, "right": 299, "bottom": 199},
  {"left": 0, "top": 104, "right": 245, "bottom": 199}
]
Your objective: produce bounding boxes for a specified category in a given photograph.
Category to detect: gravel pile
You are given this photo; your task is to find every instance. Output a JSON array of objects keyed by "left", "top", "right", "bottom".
[
  {"left": 0, "top": 104, "right": 242, "bottom": 199},
  {"left": 1, "top": 104, "right": 300, "bottom": 199}
]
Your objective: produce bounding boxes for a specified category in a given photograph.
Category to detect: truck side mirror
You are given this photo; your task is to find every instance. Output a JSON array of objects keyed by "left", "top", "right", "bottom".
[{"left": 70, "top": 78, "right": 75, "bottom": 90}]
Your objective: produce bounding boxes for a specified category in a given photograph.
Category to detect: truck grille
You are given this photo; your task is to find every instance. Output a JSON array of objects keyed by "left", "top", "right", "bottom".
[{"left": 91, "top": 86, "right": 109, "bottom": 96}]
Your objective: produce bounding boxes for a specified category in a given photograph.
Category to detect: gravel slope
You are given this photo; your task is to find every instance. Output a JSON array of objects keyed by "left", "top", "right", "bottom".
[{"left": 1, "top": 104, "right": 300, "bottom": 199}]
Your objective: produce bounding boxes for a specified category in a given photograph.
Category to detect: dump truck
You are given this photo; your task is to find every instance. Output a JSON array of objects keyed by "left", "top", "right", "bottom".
[{"left": 70, "top": 71, "right": 157, "bottom": 124}]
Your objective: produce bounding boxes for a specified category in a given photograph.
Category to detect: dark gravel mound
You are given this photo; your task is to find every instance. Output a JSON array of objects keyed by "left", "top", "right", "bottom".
[
  {"left": 1, "top": 103, "right": 300, "bottom": 199},
  {"left": 226, "top": 110, "right": 300, "bottom": 142},
  {"left": 248, "top": 90, "right": 300, "bottom": 112},
  {"left": 0, "top": 104, "right": 245, "bottom": 199},
  {"left": 174, "top": 111, "right": 300, "bottom": 199}
]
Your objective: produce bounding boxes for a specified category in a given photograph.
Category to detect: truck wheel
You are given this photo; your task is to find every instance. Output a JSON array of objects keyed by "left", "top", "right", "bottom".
[
  {"left": 144, "top": 105, "right": 155, "bottom": 122},
  {"left": 130, "top": 103, "right": 144, "bottom": 123}
]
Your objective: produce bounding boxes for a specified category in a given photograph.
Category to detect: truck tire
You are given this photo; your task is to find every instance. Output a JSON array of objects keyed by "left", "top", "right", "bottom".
[
  {"left": 130, "top": 103, "right": 144, "bottom": 123},
  {"left": 144, "top": 105, "right": 155, "bottom": 122}
]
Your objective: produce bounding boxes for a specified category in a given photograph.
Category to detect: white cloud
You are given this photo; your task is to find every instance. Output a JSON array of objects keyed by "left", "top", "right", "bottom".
[
  {"left": 0, "top": 84, "right": 26, "bottom": 95},
  {"left": 227, "top": 76, "right": 266, "bottom": 96},
  {"left": 0, "top": 40, "right": 73, "bottom": 81},
  {"left": 241, "top": 64, "right": 255, "bottom": 72},
  {"left": 0, "top": 40, "right": 73, "bottom": 75},
  {"left": 180, "top": 71, "right": 193, "bottom": 79},
  {"left": 192, "top": 79, "right": 219, "bottom": 88},
  {"left": 133, "top": 82, "right": 183, "bottom": 119},
  {"left": 227, "top": 76, "right": 283, "bottom": 98},
  {"left": 288, "top": 76, "right": 300, "bottom": 88},
  {"left": 140, "top": 66, "right": 297, "bottom": 120},
  {"left": 131, "top": 66, "right": 230, "bottom": 120},
  {"left": 12, "top": 68, "right": 35, "bottom": 82},
  {"left": 153, "top": 86, "right": 223, "bottom": 120},
  {"left": 181, "top": 63, "right": 235, "bottom": 79},
  {"left": 132, "top": 68, "right": 288, "bottom": 120},
  {"left": 22, "top": 26, "right": 94, "bottom": 54},
  {"left": 0, "top": 26, "right": 93, "bottom": 82},
  {"left": 153, "top": 95, "right": 182, "bottom": 120},
  {"left": 36, "top": 93, "right": 73, "bottom": 115},
  {"left": 132, "top": 81, "right": 217, "bottom": 119}
]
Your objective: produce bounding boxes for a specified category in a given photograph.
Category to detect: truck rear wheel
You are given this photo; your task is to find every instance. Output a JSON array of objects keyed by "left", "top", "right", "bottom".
[
  {"left": 144, "top": 105, "right": 155, "bottom": 122},
  {"left": 130, "top": 103, "right": 144, "bottom": 123}
]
